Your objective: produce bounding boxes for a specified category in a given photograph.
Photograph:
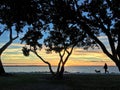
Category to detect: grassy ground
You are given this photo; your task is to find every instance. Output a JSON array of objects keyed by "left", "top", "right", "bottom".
[{"left": 0, "top": 73, "right": 120, "bottom": 90}]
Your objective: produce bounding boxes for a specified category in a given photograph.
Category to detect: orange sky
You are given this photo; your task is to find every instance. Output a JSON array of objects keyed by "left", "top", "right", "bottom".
[{"left": 2, "top": 43, "right": 116, "bottom": 66}]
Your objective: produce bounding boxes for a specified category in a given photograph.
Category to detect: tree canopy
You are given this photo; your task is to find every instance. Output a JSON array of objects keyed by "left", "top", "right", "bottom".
[
  {"left": 79, "top": 0, "right": 120, "bottom": 70},
  {"left": 54, "top": 0, "right": 120, "bottom": 70},
  {"left": 21, "top": 0, "right": 93, "bottom": 78},
  {"left": 21, "top": 10, "right": 88, "bottom": 78},
  {"left": 0, "top": 0, "right": 47, "bottom": 74}
]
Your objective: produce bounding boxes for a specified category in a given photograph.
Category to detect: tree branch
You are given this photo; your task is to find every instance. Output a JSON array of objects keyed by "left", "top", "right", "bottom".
[
  {"left": 81, "top": 22, "right": 118, "bottom": 61},
  {"left": 9, "top": 28, "right": 12, "bottom": 40},
  {"left": 0, "top": 29, "right": 6, "bottom": 36},
  {"left": 31, "top": 50, "right": 55, "bottom": 75},
  {"left": 93, "top": 14, "right": 116, "bottom": 57},
  {"left": 0, "top": 29, "right": 18, "bottom": 55},
  {"left": 106, "top": 0, "right": 112, "bottom": 9},
  {"left": 117, "top": 31, "right": 120, "bottom": 60},
  {"left": 63, "top": 44, "right": 75, "bottom": 65}
]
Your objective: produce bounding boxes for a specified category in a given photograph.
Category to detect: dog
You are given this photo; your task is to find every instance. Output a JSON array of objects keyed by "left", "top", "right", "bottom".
[{"left": 95, "top": 69, "right": 101, "bottom": 73}]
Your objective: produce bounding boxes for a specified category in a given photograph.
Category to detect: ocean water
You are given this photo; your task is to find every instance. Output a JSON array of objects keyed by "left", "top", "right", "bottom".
[{"left": 4, "top": 66, "right": 120, "bottom": 74}]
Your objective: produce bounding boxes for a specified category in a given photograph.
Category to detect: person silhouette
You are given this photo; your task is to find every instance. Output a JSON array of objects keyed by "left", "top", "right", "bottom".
[{"left": 103, "top": 63, "right": 109, "bottom": 73}]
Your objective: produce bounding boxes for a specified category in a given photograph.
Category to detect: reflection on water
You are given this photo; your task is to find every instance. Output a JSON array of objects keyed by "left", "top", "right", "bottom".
[{"left": 4, "top": 66, "right": 120, "bottom": 74}]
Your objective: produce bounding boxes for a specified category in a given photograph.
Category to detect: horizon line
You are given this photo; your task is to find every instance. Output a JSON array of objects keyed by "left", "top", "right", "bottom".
[{"left": 3, "top": 64, "right": 116, "bottom": 67}]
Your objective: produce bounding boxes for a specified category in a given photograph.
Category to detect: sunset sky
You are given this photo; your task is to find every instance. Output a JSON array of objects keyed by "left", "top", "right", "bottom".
[
  {"left": 1, "top": 35, "right": 116, "bottom": 66},
  {"left": 0, "top": 0, "right": 117, "bottom": 67}
]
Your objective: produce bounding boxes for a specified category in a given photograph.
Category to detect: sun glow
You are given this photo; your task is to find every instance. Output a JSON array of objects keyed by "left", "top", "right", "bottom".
[{"left": 2, "top": 43, "right": 115, "bottom": 67}]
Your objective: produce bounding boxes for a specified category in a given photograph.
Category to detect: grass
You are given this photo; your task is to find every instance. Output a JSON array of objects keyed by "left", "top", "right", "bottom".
[{"left": 0, "top": 73, "right": 120, "bottom": 90}]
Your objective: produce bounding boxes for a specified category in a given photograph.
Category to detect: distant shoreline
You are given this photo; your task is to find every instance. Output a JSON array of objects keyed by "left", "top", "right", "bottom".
[
  {"left": 7, "top": 71, "right": 120, "bottom": 75},
  {"left": 3, "top": 65, "right": 116, "bottom": 67},
  {"left": 4, "top": 65, "right": 48, "bottom": 67}
]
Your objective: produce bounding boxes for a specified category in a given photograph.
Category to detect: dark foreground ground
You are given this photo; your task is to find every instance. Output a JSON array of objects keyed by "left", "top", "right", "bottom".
[{"left": 0, "top": 73, "right": 120, "bottom": 90}]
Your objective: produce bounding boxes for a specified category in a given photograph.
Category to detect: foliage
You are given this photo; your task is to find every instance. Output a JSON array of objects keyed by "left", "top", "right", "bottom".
[
  {"left": 0, "top": 0, "right": 40, "bottom": 28},
  {"left": 0, "top": 0, "right": 45, "bottom": 74},
  {"left": 22, "top": 47, "right": 30, "bottom": 56},
  {"left": 79, "top": 0, "right": 120, "bottom": 70},
  {"left": 20, "top": 0, "right": 89, "bottom": 78},
  {"left": 21, "top": 29, "right": 43, "bottom": 50},
  {"left": 48, "top": 0, "right": 120, "bottom": 71}
]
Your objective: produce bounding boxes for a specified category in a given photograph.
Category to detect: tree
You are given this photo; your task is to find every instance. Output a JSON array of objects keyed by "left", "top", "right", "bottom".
[
  {"left": 0, "top": 0, "right": 41, "bottom": 75},
  {"left": 78, "top": 0, "right": 120, "bottom": 71},
  {"left": 45, "top": 26, "right": 87, "bottom": 78},
  {"left": 0, "top": 25, "right": 19, "bottom": 75},
  {"left": 55, "top": 0, "right": 120, "bottom": 71},
  {"left": 21, "top": 23, "right": 87, "bottom": 78},
  {"left": 21, "top": 0, "right": 97, "bottom": 78}
]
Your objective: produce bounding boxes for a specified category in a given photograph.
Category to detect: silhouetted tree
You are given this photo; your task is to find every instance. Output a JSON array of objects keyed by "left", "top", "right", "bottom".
[
  {"left": 21, "top": 0, "right": 100, "bottom": 78},
  {"left": 51, "top": 0, "right": 120, "bottom": 71},
  {"left": 78, "top": 0, "right": 120, "bottom": 71},
  {"left": 45, "top": 26, "right": 87, "bottom": 78},
  {"left": 21, "top": 28, "right": 56, "bottom": 73},
  {"left": 20, "top": 0, "right": 97, "bottom": 78},
  {"left": 0, "top": 0, "right": 42, "bottom": 75},
  {"left": 21, "top": 24, "right": 87, "bottom": 78}
]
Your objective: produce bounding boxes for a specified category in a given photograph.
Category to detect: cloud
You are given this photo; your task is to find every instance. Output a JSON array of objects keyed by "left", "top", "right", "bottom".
[
  {"left": 11, "top": 43, "right": 25, "bottom": 47},
  {"left": 1, "top": 41, "right": 114, "bottom": 66}
]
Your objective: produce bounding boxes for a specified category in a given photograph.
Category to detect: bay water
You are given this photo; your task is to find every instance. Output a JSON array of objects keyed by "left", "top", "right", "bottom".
[{"left": 4, "top": 66, "right": 120, "bottom": 74}]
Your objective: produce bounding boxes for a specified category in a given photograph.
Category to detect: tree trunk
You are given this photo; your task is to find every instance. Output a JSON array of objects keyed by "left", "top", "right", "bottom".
[
  {"left": 33, "top": 51, "right": 55, "bottom": 76},
  {"left": 115, "top": 60, "right": 120, "bottom": 71},
  {"left": 0, "top": 27, "right": 18, "bottom": 75},
  {"left": 59, "top": 65, "right": 64, "bottom": 78},
  {"left": 56, "top": 65, "right": 64, "bottom": 79},
  {"left": 0, "top": 57, "right": 5, "bottom": 75}
]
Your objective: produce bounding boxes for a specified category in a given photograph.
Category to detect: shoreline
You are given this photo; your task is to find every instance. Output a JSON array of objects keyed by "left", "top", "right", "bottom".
[
  {"left": 4, "top": 65, "right": 116, "bottom": 67},
  {"left": 5, "top": 71, "right": 120, "bottom": 75},
  {"left": 4, "top": 66, "right": 120, "bottom": 75}
]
